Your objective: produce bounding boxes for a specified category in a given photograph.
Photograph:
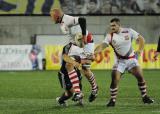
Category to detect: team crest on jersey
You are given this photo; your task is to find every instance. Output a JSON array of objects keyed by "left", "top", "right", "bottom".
[{"left": 124, "top": 35, "right": 129, "bottom": 40}]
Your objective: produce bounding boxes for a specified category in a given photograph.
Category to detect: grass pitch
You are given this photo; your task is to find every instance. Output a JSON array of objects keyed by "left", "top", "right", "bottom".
[{"left": 0, "top": 70, "right": 159, "bottom": 114}]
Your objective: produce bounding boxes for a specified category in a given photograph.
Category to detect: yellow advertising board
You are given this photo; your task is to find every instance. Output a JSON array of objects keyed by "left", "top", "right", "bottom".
[
  {"left": 138, "top": 44, "right": 160, "bottom": 69},
  {"left": 45, "top": 45, "right": 62, "bottom": 70},
  {"left": 45, "top": 44, "right": 160, "bottom": 70}
]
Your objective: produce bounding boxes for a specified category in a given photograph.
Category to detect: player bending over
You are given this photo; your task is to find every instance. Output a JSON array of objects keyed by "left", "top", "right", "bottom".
[
  {"left": 56, "top": 33, "right": 91, "bottom": 106},
  {"left": 50, "top": 8, "right": 98, "bottom": 102}
]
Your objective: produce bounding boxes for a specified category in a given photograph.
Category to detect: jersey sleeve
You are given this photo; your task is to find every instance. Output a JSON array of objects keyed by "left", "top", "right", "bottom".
[
  {"left": 130, "top": 28, "right": 140, "bottom": 40},
  {"left": 66, "top": 15, "right": 79, "bottom": 26},
  {"left": 103, "top": 34, "right": 111, "bottom": 45},
  {"left": 78, "top": 17, "right": 86, "bottom": 35},
  {"left": 70, "top": 17, "right": 86, "bottom": 35}
]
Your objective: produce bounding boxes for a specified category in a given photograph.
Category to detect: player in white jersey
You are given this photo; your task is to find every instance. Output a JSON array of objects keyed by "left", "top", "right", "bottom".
[
  {"left": 95, "top": 18, "right": 154, "bottom": 107},
  {"left": 56, "top": 33, "right": 86, "bottom": 106},
  {"left": 50, "top": 9, "right": 98, "bottom": 102}
]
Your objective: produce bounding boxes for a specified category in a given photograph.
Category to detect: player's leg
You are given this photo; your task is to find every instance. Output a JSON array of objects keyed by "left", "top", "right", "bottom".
[
  {"left": 129, "top": 66, "right": 154, "bottom": 104},
  {"left": 107, "top": 61, "right": 126, "bottom": 107},
  {"left": 64, "top": 44, "right": 83, "bottom": 97},
  {"left": 71, "top": 68, "right": 83, "bottom": 103},
  {"left": 56, "top": 90, "right": 73, "bottom": 106},
  {"left": 81, "top": 39, "right": 98, "bottom": 102},
  {"left": 107, "top": 70, "right": 122, "bottom": 107},
  {"left": 56, "top": 71, "right": 73, "bottom": 106},
  {"left": 82, "top": 67, "right": 98, "bottom": 102},
  {"left": 57, "top": 67, "right": 83, "bottom": 106},
  {"left": 72, "top": 68, "right": 84, "bottom": 106},
  {"left": 66, "top": 62, "right": 82, "bottom": 95}
]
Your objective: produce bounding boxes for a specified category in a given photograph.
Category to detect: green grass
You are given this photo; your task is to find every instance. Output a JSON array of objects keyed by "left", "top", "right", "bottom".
[{"left": 0, "top": 70, "right": 159, "bottom": 114}]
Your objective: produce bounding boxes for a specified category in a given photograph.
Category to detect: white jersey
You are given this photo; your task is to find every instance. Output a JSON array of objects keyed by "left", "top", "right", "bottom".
[
  {"left": 103, "top": 27, "right": 140, "bottom": 73},
  {"left": 68, "top": 43, "right": 94, "bottom": 60},
  {"left": 60, "top": 14, "right": 88, "bottom": 43},
  {"left": 60, "top": 14, "right": 79, "bottom": 35},
  {"left": 103, "top": 27, "right": 139, "bottom": 58},
  {"left": 60, "top": 14, "right": 93, "bottom": 56}
]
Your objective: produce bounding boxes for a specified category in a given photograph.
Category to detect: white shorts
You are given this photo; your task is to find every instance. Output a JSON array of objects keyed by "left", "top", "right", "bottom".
[
  {"left": 68, "top": 43, "right": 94, "bottom": 59},
  {"left": 68, "top": 44, "right": 83, "bottom": 57},
  {"left": 68, "top": 43, "right": 94, "bottom": 69},
  {"left": 113, "top": 58, "right": 139, "bottom": 73}
]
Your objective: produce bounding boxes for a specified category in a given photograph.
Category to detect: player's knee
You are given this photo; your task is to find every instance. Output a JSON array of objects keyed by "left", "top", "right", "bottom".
[
  {"left": 83, "top": 68, "right": 92, "bottom": 76},
  {"left": 133, "top": 71, "right": 145, "bottom": 82},
  {"left": 137, "top": 75, "right": 145, "bottom": 82}
]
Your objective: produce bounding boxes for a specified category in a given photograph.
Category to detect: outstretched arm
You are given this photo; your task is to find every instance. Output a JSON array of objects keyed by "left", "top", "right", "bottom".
[
  {"left": 63, "top": 54, "right": 80, "bottom": 68},
  {"left": 94, "top": 43, "right": 109, "bottom": 54},
  {"left": 135, "top": 35, "right": 145, "bottom": 55}
]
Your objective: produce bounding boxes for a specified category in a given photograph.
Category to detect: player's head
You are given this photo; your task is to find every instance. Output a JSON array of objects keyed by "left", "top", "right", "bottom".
[
  {"left": 110, "top": 18, "right": 121, "bottom": 33},
  {"left": 74, "top": 33, "right": 84, "bottom": 48},
  {"left": 50, "top": 8, "right": 63, "bottom": 24}
]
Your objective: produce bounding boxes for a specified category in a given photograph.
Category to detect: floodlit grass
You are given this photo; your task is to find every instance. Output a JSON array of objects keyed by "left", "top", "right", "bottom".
[{"left": 0, "top": 70, "right": 159, "bottom": 114}]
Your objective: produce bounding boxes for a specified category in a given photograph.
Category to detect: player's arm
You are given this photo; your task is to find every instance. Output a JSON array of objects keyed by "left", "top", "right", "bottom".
[
  {"left": 63, "top": 54, "right": 92, "bottom": 65},
  {"left": 94, "top": 43, "right": 109, "bottom": 54},
  {"left": 78, "top": 17, "right": 87, "bottom": 43},
  {"left": 63, "top": 54, "right": 80, "bottom": 68},
  {"left": 62, "top": 44, "right": 80, "bottom": 67},
  {"left": 130, "top": 28, "right": 145, "bottom": 55},
  {"left": 78, "top": 18, "right": 86, "bottom": 36},
  {"left": 135, "top": 35, "right": 145, "bottom": 55}
]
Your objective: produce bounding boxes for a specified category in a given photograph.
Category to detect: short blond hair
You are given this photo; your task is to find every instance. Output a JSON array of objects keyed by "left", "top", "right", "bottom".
[{"left": 50, "top": 8, "right": 63, "bottom": 15}]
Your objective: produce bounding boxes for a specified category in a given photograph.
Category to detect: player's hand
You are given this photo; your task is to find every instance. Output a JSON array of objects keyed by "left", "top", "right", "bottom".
[
  {"left": 153, "top": 52, "right": 160, "bottom": 61},
  {"left": 73, "top": 61, "right": 80, "bottom": 68},
  {"left": 134, "top": 50, "right": 142, "bottom": 59},
  {"left": 135, "top": 50, "right": 142, "bottom": 56},
  {"left": 86, "top": 54, "right": 95, "bottom": 61}
]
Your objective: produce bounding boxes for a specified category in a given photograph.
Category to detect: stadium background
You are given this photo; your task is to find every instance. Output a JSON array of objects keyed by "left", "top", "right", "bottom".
[{"left": 0, "top": 0, "right": 160, "bottom": 114}]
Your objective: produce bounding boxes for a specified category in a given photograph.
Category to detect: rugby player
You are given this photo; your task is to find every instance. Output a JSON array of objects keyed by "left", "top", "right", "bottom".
[
  {"left": 50, "top": 8, "right": 98, "bottom": 102},
  {"left": 56, "top": 33, "right": 86, "bottom": 106},
  {"left": 95, "top": 18, "right": 154, "bottom": 107}
]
